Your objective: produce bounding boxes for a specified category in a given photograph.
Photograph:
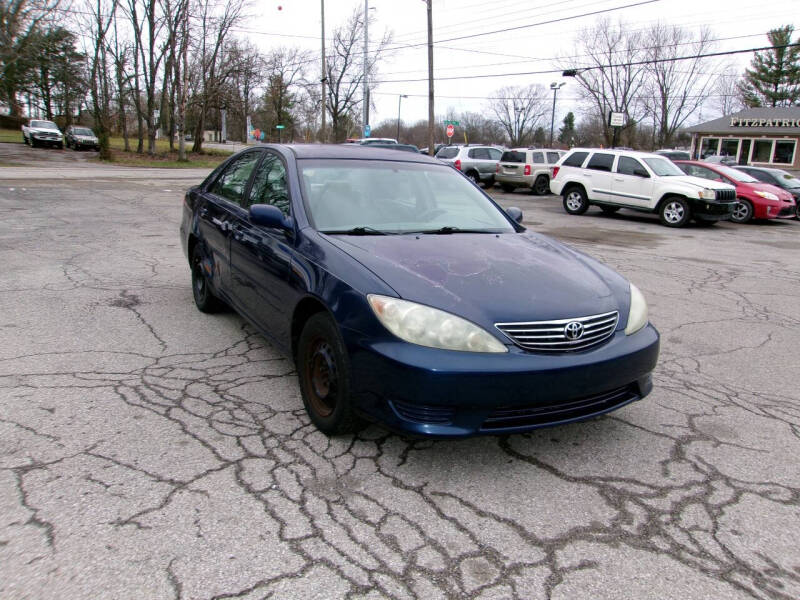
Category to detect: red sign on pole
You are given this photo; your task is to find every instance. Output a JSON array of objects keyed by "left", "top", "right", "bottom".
[{"left": 446, "top": 124, "right": 455, "bottom": 138}]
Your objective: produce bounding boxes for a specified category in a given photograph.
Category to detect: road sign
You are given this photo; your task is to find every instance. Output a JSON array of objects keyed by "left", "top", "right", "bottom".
[
  {"left": 444, "top": 120, "right": 460, "bottom": 126},
  {"left": 364, "top": 124, "right": 371, "bottom": 137},
  {"left": 608, "top": 112, "right": 625, "bottom": 127},
  {"left": 446, "top": 124, "right": 455, "bottom": 138},
  {"left": 275, "top": 124, "right": 285, "bottom": 129}
]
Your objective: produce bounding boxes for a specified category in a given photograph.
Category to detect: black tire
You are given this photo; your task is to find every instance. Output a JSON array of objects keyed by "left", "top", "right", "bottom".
[
  {"left": 467, "top": 171, "right": 481, "bottom": 186},
  {"left": 23, "top": 134, "right": 28, "bottom": 145},
  {"left": 501, "top": 184, "right": 515, "bottom": 193},
  {"left": 297, "top": 313, "right": 364, "bottom": 436},
  {"left": 658, "top": 196, "right": 691, "bottom": 227},
  {"left": 600, "top": 205, "right": 620, "bottom": 214},
  {"left": 563, "top": 186, "right": 589, "bottom": 215},
  {"left": 730, "top": 198, "right": 753, "bottom": 224},
  {"left": 30, "top": 138, "right": 37, "bottom": 148},
  {"left": 533, "top": 175, "right": 550, "bottom": 196},
  {"left": 191, "top": 245, "right": 224, "bottom": 313}
]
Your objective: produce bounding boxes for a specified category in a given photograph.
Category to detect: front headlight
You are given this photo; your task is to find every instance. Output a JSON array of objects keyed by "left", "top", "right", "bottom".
[
  {"left": 698, "top": 188, "right": 716, "bottom": 200},
  {"left": 624, "top": 283, "right": 648, "bottom": 335},
  {"left": 754, "top": 190, "right": 779, "bottom": 201},
  {"left": 368, "top": 294, "right": 507, "bottom": 353}
]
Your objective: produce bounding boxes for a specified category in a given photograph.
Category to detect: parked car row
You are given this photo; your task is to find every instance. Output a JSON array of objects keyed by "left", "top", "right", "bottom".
[
  {"left": 549, "top": 148, "right": 797, "bottom": 227},
  {"left": 20, "top": 120, "right": 99, "bottom": 151}
]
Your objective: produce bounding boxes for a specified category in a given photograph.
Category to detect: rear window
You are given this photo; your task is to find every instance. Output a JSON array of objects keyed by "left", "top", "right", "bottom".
[
  {"left": 586, "top": 153, "right": 615, "bottom": 172},
  {"left": 501, "top": 151, "right": 526, "bottom": 163},
  {"left": 436, "top": 147, "right": 459, "bottom": 159},
  {"left": 546, "top": 152, "right": 561, "bottom": 164},
  {"left": 562, "top": 151, "right": 589, "bottom": 167}
]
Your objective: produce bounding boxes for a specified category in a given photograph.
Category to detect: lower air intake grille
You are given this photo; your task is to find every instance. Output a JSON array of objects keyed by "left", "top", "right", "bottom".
[
  {"left": 390, "top": 400, "right": 455, "bottom": 425},
  {"left": 481, "top": 385, "right": 638, "bottom": 430}
]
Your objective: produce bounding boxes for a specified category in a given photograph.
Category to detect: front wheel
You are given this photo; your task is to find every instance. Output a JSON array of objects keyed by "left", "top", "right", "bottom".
[
  {"left": 659, "top": 197, "right": 691, "bottom": 227},
  {"left": 730, "top": 199, "right": 753, "bottom": 224},
  {"left": 297, "top": 313, "right": 364, "bottom": 436},
  {"left": 563, "top": 187, "right": 589, "bottom": 215}
]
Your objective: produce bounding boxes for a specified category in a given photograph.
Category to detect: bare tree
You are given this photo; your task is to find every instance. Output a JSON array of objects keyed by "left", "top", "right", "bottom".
[
  {"left": 641, "top": 23, "right": 719, "bottom": 148},
  {"left": 259, "top": 46, "right": 308, "bottom": 142},
  {"left": 711, "top": 67, "right": 745, "bottom": 117},
  {"left": 85, "top": 0, "right": 117, "bottom": 159},
  {"left": 565, "top": 18, "right": 648, "bottom": 146},
  {"left": 488, "top": 85, "right": 548, "bottom": 146},
  {"left": 325, "top": 7, "right": 391, "bottom": 142}
]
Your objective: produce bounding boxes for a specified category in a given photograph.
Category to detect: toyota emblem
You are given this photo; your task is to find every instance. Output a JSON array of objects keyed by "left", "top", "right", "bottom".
[{"left": 564, "top": 321, "right": 584, "bottom": 340}]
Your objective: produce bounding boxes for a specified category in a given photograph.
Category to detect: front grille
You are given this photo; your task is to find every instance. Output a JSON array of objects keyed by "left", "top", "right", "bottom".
[
  {"left": 481, "top": 385, "right": 638, "bottom": 430},
  {"left": 715, "top": 189, "right": 736, "bottom": 202},
  {"left": 496, "top": 311, "right": 618, "bottom": 353},
  {"left": 390, "top": 400, "right": 454, "bottom": 425}
]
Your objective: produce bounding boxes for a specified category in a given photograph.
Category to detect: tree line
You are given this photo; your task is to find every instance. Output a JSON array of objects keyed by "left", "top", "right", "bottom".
[{"left": 1, "top": 2, "right": 798, "bottom": 158}]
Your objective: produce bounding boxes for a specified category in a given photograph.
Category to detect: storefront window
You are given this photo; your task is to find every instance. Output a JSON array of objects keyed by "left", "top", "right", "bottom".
[
  {"left": 772, "top": 140, "right": 796, "bottom": 164},
  {"left": 700, "top": 138, "right": 719, "bottom": 158},
  {"left": 752, "top": 140, "right": 773, "bottom": 163},
  {"left": 720, "top": 139, "right": 739, "bottom": 157}
]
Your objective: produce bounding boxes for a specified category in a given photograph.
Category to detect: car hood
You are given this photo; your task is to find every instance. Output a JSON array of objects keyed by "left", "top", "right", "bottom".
[
  {"left": 671, "top": 175, "right": 735, "bottom": 191},
  {"left": 740, "top": 181, "right": 795, "bottom": 202},
  {"left": 29, "top": 127, "right": 61, "bottom": 134},
  {"left": 324, "top": 232, "right": 630, "bottom": 329}
]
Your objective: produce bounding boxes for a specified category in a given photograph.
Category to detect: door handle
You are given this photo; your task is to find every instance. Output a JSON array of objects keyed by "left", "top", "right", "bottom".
[
  {"left": 211, "top": 217, "right": 230, "bottom": 231},
  {"left": 614, "top": 177, "right": 624, "bottom": 182},
  {"left": 199, "top": 207, "right": 208, "bottom": 217}
]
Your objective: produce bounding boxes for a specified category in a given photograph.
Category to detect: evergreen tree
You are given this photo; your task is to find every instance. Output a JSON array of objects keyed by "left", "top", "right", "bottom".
[
  {"left": 738, "top": 26, "right": 800, "bottom": 107},
  {"left": 558, "top": 112, "right": 576, "bottom": 144}
]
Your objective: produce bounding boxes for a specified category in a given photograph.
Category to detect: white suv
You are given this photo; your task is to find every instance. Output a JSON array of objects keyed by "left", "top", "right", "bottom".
[
  {"left": 549, "top": 148, "right": 737, "bottom": 227},
  {"left": 496, "top": 148, "right": 565, "bottom": 195}
]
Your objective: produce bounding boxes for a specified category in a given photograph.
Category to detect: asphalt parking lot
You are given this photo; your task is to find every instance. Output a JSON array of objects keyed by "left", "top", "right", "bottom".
[{"left": 1, "top": 144, "right": 799, "bottom": 599}]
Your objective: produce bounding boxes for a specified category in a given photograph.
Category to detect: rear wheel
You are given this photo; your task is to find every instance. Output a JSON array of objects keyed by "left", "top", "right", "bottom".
[
  {"left": 730, "top": 198, "right": 753, "bottom": 223},
  {"left": 659, "top": 196, "right": 691, "bottom": 227},
  {"left": 563, "top": 187, "right": 589, "bottom": 215},
  {"left": 533, "top": 175, "right": 550, "bottom": 195},
  {"left": 297, "top": 313, "right": 364, "bottom": 436},
  {"left": 191, "top": 245, "right": 224, "bottom": 313},
  {"left": 467, "top": 171, "right": 481, "bottom": 186}
]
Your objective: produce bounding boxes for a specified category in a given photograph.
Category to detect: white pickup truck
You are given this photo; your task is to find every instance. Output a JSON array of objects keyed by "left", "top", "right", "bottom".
[
  {"left": 21, "top": 119, "right": 64, "bottom": 149},
  {"left": 550, "top": 148, "right": 737, "bottom": 227}
]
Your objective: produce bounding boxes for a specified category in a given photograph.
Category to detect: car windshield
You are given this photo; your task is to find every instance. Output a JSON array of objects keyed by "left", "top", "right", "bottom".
[
  {"left": 715, "top": 165, "right": 757, "bottom": 182},
  {"left": 32, "top": 120, "right": 58, "bottom": 130},
  {"left": 642, "top": 157, "right": 683, "bottom": 176},
  {"left": 73, "top": 128, "right": 94, "bottom": 136},
  {"left": 298, "top": 160, "right": 516, "bottom": 234}
]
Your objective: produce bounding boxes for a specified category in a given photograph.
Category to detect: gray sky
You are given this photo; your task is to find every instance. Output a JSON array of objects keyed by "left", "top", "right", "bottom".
[{"left": 249, "top": 0, "right": 797, "bottom": 130}]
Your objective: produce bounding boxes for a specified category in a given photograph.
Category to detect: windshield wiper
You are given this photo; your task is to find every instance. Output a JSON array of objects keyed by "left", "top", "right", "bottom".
[
  {"left": 415, "top": 226, "right": 497, "bottom": 234},
  {"left": 321, "top": 226, "right": 390, "bottom": 235}
]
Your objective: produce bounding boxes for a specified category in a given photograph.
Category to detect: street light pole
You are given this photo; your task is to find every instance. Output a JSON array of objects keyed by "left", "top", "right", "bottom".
[
  {"left": 363, "top": 0, "right": 369, "bottom": 137},
  {"left": 426, "top": 0, "right": 434, "bottom": 156},
  {"left": 549, "top": 82, "right": 565, "bottom": 147},
  {"left": 397, "top": 94, "right": 407, "bottom": 142},
  {"left": 320, "top": 0, "right": 326, "bottom": 143}
]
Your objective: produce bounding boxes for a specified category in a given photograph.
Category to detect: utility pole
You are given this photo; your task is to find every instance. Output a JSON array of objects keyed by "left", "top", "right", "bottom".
[
  {"left": 397, "top": 94, "right": 407, "bottom": 142},
  {"left": 426, "top": 0, "right": 434, "bottom": 155},
  {"left": 320, "top": 0, "right": 326, "bottom": 143},
  {"left": 363, "top": 0, "right": 369, "bottom": 137},
  {"left": 549, "top": 82, "right": 565, "bottom": 147}
]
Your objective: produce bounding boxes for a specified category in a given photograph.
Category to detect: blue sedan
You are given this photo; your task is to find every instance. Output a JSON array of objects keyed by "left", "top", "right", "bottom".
[{"left": 180, "top": 144, "right": 659, "bottom": 437}]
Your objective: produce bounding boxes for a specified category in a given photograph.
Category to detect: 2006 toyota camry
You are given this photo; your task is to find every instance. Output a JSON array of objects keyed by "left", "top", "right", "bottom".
[{"left": 180, "top": 145, "right": 659, "bottom": 437}]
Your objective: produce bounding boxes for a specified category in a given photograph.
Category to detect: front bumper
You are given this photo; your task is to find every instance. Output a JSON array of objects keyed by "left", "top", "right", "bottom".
[
  {"left": 347, "top": 324, "right": 660, "bottom": 437},
  {"left": 690, "top": 200, "right": 735, "bottom": 220}
]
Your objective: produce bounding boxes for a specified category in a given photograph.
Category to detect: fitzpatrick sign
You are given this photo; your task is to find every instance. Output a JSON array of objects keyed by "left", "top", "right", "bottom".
[{"left": 730, "top": 117, "right": 800, "bottom": 128}]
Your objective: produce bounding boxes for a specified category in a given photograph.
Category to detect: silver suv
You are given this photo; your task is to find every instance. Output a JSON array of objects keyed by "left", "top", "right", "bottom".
[
  {"left": 435, "top": 145, "right": 503, "bottom": 187},
  {"left": 496, "top": 148, "right": 565, "bottom": 195}
]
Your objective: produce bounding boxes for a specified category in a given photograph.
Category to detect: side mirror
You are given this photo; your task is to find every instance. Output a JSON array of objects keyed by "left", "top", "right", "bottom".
[
  {"left": 506, "top": 206, "right": 523, "bottom": 223},
  {"left": 633, "top": 168, "right": 650, "bottom": 178},
  {"left": 249, "top": 204, "right": 293, "bottom": 231}
]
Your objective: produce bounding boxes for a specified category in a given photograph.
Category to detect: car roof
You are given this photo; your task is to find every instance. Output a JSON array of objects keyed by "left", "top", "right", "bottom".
[
  {"left": 285, "top": 143, "right": 440, "bottom": 164},
  {"left": 507, "top": 147, "right": 563, "bottom": 152},
  {"left": 566, "top": 147, "right": 669, "bottom": 160}
]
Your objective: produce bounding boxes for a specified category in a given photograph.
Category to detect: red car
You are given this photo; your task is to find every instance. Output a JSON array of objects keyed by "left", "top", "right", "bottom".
[{"left": 675, "top": 161, "right": 796, "bottom": 223}]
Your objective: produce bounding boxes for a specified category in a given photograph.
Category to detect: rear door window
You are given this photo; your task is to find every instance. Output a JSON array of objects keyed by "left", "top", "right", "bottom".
[
  {"left": 586, "top": 153, "right": 615, "bottom": 172},
  {"left": 501, "top": 151, "right": 526, "bottom": 163},
  {"left": 562, "top": 151, "right": 589, "bottom": 167},
  {"left": 469, "top": 148, "right": 490, "bottom": 159},
  {"left": 488, "top": 148, "right": 502, "bottom": 160},
  {"left": 436, "top": 147, "right": 459, "bottom": 159}
]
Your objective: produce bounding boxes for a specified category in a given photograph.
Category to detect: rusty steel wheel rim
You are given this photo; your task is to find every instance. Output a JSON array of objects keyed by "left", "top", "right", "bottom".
[{"left": 305, "top": 338, "right": 337, "bottom": 418}]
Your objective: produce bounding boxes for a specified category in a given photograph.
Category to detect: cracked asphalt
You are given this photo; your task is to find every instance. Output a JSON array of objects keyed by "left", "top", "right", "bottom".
[{"left": 1, "top": 145, "right": 799, "bottom": 599}]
